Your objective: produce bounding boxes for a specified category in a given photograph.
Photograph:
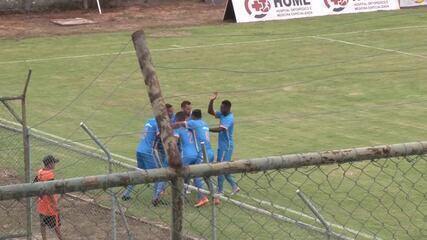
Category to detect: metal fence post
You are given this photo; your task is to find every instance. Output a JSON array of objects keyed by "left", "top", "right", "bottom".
[
  {"left": 80, "top": 122, "right": 133, "bottom": 240},
  {"left": 296, "top": 189, "right": 332, "bottom": 238},
  {"left": 22, "top": 70, "right": 32, "bottom": 240},
  {"left": 24, "top": 126, "right": 32, "bottom": 240},
  {"left": 80, "top": 122, "right": 116, "bottom": 240},
  {"left": 132, "top": 30, "right": 184, "bottom": 240},
  {"left": 0, "top": 70, "right": 32, "bottom": 239},
  {"left": 201, "top": 142, "right": 217, "bottom": 240}
]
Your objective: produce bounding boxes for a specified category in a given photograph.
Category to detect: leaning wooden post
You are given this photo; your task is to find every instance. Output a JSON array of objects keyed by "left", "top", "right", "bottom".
[{"left": 132, "top": 30, "right": 184, "bottom": 240}]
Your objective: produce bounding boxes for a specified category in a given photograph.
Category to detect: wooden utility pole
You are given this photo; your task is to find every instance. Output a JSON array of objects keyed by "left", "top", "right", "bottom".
[{"left": 132, "top": 30, "right": 184, "bottom": 240}]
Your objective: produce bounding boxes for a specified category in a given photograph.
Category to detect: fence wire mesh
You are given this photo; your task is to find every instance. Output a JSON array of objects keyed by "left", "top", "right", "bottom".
[
  {"left": 0, "top": 119, "right": 190, "bottom": 239},
  {"left": 0, "top": 103, "right": 28, "bottom": 239},
  {"left": 0, "top": 122, "right": 426, "bottom": 240},
  {"left": 179, "top": 154, "right": 426, "bottom": 240}
]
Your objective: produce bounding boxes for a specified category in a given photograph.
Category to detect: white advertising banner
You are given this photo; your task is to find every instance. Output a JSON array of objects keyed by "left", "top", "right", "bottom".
[
  {"left": 400, "top": 0, "right": 427, "bottom": 7},
  {"left": 228, "top": 0, "right": 400, "bottom": 23}
]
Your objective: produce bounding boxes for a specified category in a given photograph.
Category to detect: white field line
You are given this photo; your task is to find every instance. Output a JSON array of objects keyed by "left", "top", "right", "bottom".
[
  {"left": 0, "top": 117, "right": 378, "bottom": 239},
  {"left": 318, "top": 25, "right": 427, "bottom": 37},
  {"left": 0, "top": 118, "right": 137, "bottom": 165},
  {"left": 234, "top": 193, "right": 381, "bottom": 240},
  {"left": 313, "top": 36, "right": 427, "bottom": 59},
  {"left": 0, "top": 25, "right": 426, "bottom": 65}
]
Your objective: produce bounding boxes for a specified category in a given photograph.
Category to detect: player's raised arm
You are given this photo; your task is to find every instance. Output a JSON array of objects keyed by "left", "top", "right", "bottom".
[{"left": 208, "top": 92, "right": 218, "bottom": 117}]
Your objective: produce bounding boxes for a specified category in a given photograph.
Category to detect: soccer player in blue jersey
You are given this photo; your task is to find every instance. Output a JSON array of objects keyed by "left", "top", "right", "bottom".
[
  {"left": 173, "top": 109, "right": 214, "bottom": 163},
  {"left": 174, "top": 111, "right": 209, "bottom": 207},
  {"left": 188, "top": 109, "right": 215, "bottom": 162},
  {"left": 122, "top": 118, "right": 165, "bottom": 206},
  {"left": 208, "top": 92, "right": 240, "bottom": 204}
]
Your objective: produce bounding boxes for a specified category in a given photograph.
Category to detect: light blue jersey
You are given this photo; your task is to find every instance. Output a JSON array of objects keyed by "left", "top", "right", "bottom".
[
  {"left": 174, "top": 127, "right": 198, "bottom": 160},
  {"left": 215, "top": 111, "right": 234, "bottom": 150},
  {"left": 136, "top": 118, "right": 159, "bottom": 154},
  {"left": 186, "top": 119, "right": 213, "bottom": 152}
]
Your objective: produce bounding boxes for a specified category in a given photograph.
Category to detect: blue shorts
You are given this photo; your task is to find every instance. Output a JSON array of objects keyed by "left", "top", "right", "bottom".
[
  {"left": 136, "top": 152, "right": 158, "bottom": 170},
  {"left": 183, "top": 156, "right": 201, "bottom": 166},
  {"left": 217, "top": 148, "right": 233, "bottom": 162}
]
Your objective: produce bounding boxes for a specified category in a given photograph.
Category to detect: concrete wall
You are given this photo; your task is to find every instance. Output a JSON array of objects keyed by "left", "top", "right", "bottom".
[
  {"left": 0, "top": 0, "right": 181, "bottom": 12},
  {"left": 0, "top": 0, "right": 85, "bottom": 12}
]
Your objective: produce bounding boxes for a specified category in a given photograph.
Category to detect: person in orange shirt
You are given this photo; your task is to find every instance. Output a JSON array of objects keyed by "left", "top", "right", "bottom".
[{"left": 34, "top": 155, "right": 62, "bottom": 240}]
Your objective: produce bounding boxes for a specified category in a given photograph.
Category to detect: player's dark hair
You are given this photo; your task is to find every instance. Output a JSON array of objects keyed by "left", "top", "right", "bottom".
[
  {"left": 43, "top": 155, "right": 59, "bottom": 167},
  {"left": 166, "top": 103, "right": 173, "bottom": 109},
  {"left": 222, "top": 100, "right": 232, "bottom": 108},
  {"left": 175, "top": 111, "right": 186, "bottom": 122},
  {"left": 180, "top": 100, "right": 191, "bottom": 108},
  {"left": 191, "top": 109, "right": 202, "bottom": 119}
]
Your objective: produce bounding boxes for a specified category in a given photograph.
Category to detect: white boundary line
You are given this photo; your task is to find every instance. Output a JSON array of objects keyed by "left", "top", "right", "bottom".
[
  {"left": 234, "top": 193, "right": 381, "bottom": 239},
  {"left": 0, "top": 25, "right": 426, "bottom": 65},
  {"left": 313, "top": 36, "right": 427, "bottom": 59},
  {"left": 0, "top": 118, "right": 137, "bottom": 164}
]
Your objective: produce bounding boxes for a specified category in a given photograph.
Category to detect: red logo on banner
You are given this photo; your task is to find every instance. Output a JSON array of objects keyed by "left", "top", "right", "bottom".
[
  {"left": 324, "top": 0, "right": 349, "bottom": 12},
  {"left": 245, "top": 0, "right": 272, "bottom": 18}
]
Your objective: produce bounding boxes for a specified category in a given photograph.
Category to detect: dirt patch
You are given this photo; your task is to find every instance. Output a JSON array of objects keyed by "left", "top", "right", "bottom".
[
  {"left": 0, "top": 169, "right": 196, "bottom": 240},
  {"left": 0, "top": 1, "right": 226, "bottom": 39},
  {"left": 0, "top": 168, "right": 21, "bottom": 185}
]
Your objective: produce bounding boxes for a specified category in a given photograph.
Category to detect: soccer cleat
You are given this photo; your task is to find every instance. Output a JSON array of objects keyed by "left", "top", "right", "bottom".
[
  {"left": 231, "top": 187, "right": 240, "bottom": 195},
  {"left": 213, "top": 198, "right": 221, "bottom": 205},
  {"left": 121, "top": 195, "right": 131, "bottom": 201},
  {"left": 194, "top": 197, "right": 209, "bottom": 208}
]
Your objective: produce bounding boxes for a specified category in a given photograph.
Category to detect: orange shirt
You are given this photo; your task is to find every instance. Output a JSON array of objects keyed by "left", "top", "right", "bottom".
[{"left": 36, "top": 168, "right": 59, "bottom": 216}]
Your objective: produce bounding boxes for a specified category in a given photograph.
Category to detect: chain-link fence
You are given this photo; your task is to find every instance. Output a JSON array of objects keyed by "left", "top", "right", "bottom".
[
  {"left": 0, "top": 119, "right": 425, "bottom": 240},
  {"left": 0, "top": 118, "right": 197, "bottom": 239},
  {"left": 181, "top": 154, "right": 426, "bottom": 240},
  {"left": 0, "top": 101, "right": 29, "bottom": 239}
]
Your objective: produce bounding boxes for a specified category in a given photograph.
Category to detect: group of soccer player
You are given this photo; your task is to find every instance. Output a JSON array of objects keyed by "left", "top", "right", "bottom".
[{"left": 122, "top": 92, "right": 240, "bottom": 208}]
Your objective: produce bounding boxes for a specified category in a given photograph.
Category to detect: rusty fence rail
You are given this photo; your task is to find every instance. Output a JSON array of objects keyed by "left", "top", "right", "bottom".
[{"left": 1, "top": 141, "right": 425, "bottom": 201}]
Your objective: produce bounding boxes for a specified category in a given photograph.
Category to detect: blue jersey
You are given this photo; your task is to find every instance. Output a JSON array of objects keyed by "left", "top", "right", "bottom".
[
  {"left": 136, "top": 118, "right": 159, "bottom": 154},
  {"left": 215, "top": 111, "right": 234, "bottom": 150},
  {"left": 186, "top": 119, "right": 212, "bottom": 152},
  {"left": 174, "top": 127, "right": 198, "bottom": 159}
]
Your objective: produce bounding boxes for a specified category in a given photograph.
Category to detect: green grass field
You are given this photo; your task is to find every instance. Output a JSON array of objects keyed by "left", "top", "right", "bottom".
[{"left": 0, "top": 8, "right": 426, "bottom": 240}]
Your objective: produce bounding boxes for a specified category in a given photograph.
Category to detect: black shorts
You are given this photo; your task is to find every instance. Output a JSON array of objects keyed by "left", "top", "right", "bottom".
[{"left": 39, "top": 214, "right": 60, "bottom": 229}]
